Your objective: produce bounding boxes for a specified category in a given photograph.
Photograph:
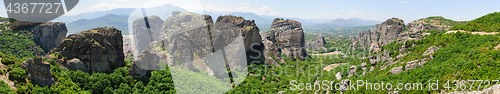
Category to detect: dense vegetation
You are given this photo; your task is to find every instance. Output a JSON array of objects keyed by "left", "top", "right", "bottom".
[
  {"left": 0, "top": 30, "right": 45, "bottom": 59},
  {"left": 314, "top": 30, "right": 500, "bottom": 93},
  {"left": 450, "top": 12, "right": 500, "bottom": 32}
]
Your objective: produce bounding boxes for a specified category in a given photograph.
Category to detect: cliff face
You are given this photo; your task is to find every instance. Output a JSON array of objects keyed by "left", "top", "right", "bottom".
[
  {"left": 132, "top": 16, "right": 164, "bottom": 58},
  {"left": 374, "top": 18, "right": 405, "bottom": 46},
  {"left": 48, "top": 27, "right": 124, "bottom": 73},
  {"left": 263, "top": 18, "right": 308, "bottom": 62},
  {"left": 21, "top": 57, "right": 55, "bottom": 87},
  {"left": 29, "top": 22, "right": 68, "bottom": 52},
  {"left": 214, "top": 15, "right": 265, "bottom": 66}
]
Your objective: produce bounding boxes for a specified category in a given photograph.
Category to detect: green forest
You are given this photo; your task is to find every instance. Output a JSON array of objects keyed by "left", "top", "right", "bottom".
[{"left": 450, "top": 12, "right": 500, "bottom": 32}]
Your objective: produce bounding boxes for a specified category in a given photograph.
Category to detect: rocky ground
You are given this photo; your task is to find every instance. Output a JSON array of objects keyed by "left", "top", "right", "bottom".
[{"left": 0, "top": 58, "right": 15, "bottom": 90}]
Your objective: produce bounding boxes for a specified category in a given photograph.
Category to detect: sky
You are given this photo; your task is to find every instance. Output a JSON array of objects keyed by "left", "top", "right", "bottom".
[{"left": 0, "top": 0, "right": 498, "bottom": 22}]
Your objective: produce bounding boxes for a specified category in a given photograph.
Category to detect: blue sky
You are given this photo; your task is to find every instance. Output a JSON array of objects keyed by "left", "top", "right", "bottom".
[{"left": 1, "top": 0, "right": 498, "bottom": 22}]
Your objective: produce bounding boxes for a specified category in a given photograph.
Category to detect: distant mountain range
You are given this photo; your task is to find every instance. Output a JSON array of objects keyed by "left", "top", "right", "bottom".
[
  {"left": 61, "top": 4, "right": 381, "bottom": 35},
  {"left": 67, "top": 14, "right": 129, "bottom": 34},
  {"left": 304, "top": 18, "right": 381, "bottom": 29},
  {"left": 60, "top": 4, "right": 188, "bottom": 34}
]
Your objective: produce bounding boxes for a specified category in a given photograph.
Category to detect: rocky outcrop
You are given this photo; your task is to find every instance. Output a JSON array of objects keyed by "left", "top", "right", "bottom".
[
  {"left": 129, "top": 12, "right": 265, "bottom": 79},
  {"left": 29, "top": 22, "right": 68, "bottom": 52},
  {"left": 261, "top": 31, "right": 281, "bottom": 65},
  {"left": 262, "top": 18, "right": 308, "bottom": 62},
  {"left": 132, "top": 16, "right": 164, "bottom": 58},
  {"left": 375, "top": 18, "right": 405, "bottom": 46},
  {"left": 305, "top": 35, "right": 327, "bottom": 50},
  {"left": 213, "top": 15, "right": 266, "bottom": 66},
  {"left": 129, "top": 41, "right": 175, "bottom": 78},
  {"left": 396, "top": 31, "right": 424, "bottom": 43},
  {"left": 404, "top": 58, "right": 428, "bottom": 71},
  {"left": 66, "top": 58, "right": 88, "bottom": 72},
  {"left": 22, "top": 57, "right": 55, "bottom": 87},
  {"left": 347, "top": 65, "right": 357, "bottom": 77},
  {"left": 48, "top": 27, "right": 124, "bottom": 73},
  {"left": 390, "top": 66, "right": 403, "bottom": 74},
  {"left": 406, "top": 16, "right": 454, "bottom": 32}
]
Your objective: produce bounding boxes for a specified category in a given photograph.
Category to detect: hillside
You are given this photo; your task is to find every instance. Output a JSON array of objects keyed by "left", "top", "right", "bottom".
[
  {"left": 410, "top": 16, "right": 466, "bottom": 27},
  {"left": 407, "top": 16, "right": 466, "bottom": 32},
  {"left": 327, "top": 30, "right": 500, "bottom": 93},
  {"left": 67, "top": 14, "right": 128, "bottom": 34},
  {"left": 450, "top": 12, "right": 500, "bottom": 32}
]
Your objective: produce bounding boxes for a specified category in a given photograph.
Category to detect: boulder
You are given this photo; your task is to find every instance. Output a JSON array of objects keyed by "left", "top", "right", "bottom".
[
  {"left": 66, "top": 58, "right": 88, "bottom": 72},
  {"left": 404, "top": 60, "right": 419, "bottom": 71},
  {"left": 347, "top": 65, "right": 357, "bottom": 77},
  {"left": 48, "top": 27, "right": 124, "bottom": 73},
  {"left": 24, "top": 57, "right": 55, "bottom": 87},
  {"left": 29, "top": 22, "right": 68, "bottom": 52},
  {"left": 335, "top": 72, "right": 342, "bottom": 80},
  {"left": 390, "top": 66, "right": 403, "bottom": 74}
]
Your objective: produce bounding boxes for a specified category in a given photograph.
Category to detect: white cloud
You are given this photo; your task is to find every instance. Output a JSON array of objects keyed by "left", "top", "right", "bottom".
[
  {"left": 241, "top": 3, "right": 250, "bottom": 5},
  {"left": 400, "top": 1, "right": 406, "bottom": 3},
  {"left": 202, "top": 4, "right": 281, "bottom": 16}
]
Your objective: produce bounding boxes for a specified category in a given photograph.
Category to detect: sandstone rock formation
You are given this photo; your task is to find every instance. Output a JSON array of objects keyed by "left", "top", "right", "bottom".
[
  {"left": 48, "top": 27, "right": 124, "bottom": 73},
  {"left": 262, "top": 18, "right": 308, "bottom": 62},
  {"left": 375, "top": 18, "right": 405, "bottom": 46},
  {"left": 132, "top": 16, "right": 164, "bottom": 58},
  {"left": 129, "top": 12, "right": 265, "bottom": 79},
  {"left": 305, "top": 35, "right": 327, "bottom": 50},
  {"left": 29, "top": 22, "right": 68, "bottom": 52},
  {"left": 21, "top": 57, "right": 55, "bottom": 87},
  {"left": 129, "top": 41, "right": 175, "bottom": 78},
  {"left": 213, "top": 15, "right": 266, "bottom": 66},
  {"left": 261, "top": 31, "right": 281, "bottom": 65}
]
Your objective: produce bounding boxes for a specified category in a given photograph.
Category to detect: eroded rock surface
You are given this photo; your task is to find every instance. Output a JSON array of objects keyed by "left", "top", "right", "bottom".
[
  {"left": 22, "top": 57, "right": 55, "bottom": 87},
  {"left": 48, "top": 27, "right": 124, "bottom": 73},
  {"left": 262, "top": 18, "right": 308, "bottom": 63},
  {"left": 30, "top": 22, "right": 68, "bottom": 52}
]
